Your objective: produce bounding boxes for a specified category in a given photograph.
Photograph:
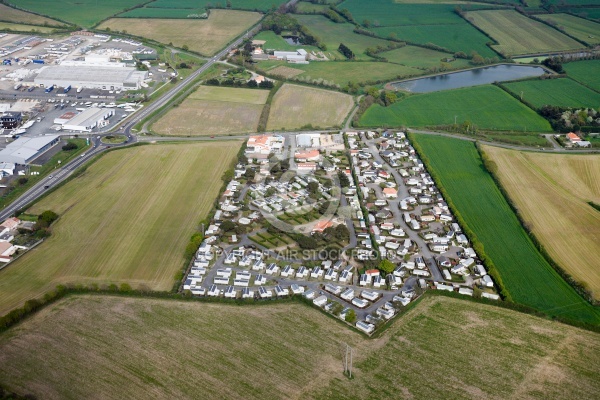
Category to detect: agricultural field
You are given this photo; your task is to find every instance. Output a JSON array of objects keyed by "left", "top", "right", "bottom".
[
  {"left": 296, "top": 1, "right": 331, "bottom": 13},
  {"left": 294, "top": 14, "right": 396, "bottom": 60},
  {"left": 153, "top": 86, "right": 269, "bottom": 136},
  {"left": 267, "top": 84, "right": 354, "bottom": 130},
  {"left": 2, "top": 295, "right": 600, "bottom": 399},
  {"left": 146, "top": 0, "right": 285, "bottom": 11},
  {"left": 483, "top": 146, "right": 600, "bottom": 299},
  {"left": 252, "top": 30, "right": 322, "bottom": 53},
  {"left": 8, "top": 0, "right": 146, "bottom": 27},
  {"left": 371, "top": 24, "right": 498, "bottom": 59},
  {"left": 98, "top": 10, "right": 262, "bottom": 56},
  {"left": 0, "top": 142, "right": 241, "bottom": 316},
  {"left": 567, "top": 7, "right": 600, "bottom": 22},
  {"left": 563, "top": 60, "right": 600, "bottom": 92},
  {"left": 259, "top": 60, "right": 421, "bottom": 85},
  {"left": 412, "top": 134, "right": 600, "bottom": 325},
  {"left": 360, "top": 85, "right": 552, "bottom": 132},
  {"left": 0, "top": 22, "right": 56, "bottom": 33},
  {"left": 503, "top": 78, "right": 600, "bottom": 109},
  {"left": 380, "top": 45, "right": 471, "bottom": 69},
  {"left": 0, "top": 3, "right": 65, "bottom": 26},
  {"left": 464, "top": 10, "right": 583, "bottom": 56},
  {"left": 539, "top": 13, "right": 600, "bottom": 45},
  {"left": 266, "top": 65, "right": 306, "bottom": 79}
]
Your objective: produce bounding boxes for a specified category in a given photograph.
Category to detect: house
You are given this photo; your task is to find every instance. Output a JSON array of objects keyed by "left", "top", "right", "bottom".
[
  {"left": 245, "top": 135, "right": 283, "bottom": 155},
  {"left": 294, "top": 149, "right": 320, "bottom": 162},
  {"left": 356, "top": 321, "right": 375, "bottom": 334},
  {"left": 0, "top": 217, "right": 20, "bottom": 234},
  {"left": 324, "top": 268, "right": 338, "bottom": 281},
  {"left": 241, "top": 287, "right": 254, "bottom": 299},
  {"left": 341, "top": 288, "right": 355, "bottom": 301},
  {"left": 266, "top": 263, "right": 280, "bottom": 275},
  {"left": 482, "top": 292, "right": 500, "bottom": 300},
  {"left": 303, "top": 289, "right": 316, "bottom": 299},
  {"left": 382, "top": 187, "right": 398, "bottom": 199},
  {"left": 458, "top": 287, "right": 473, "bottom": 296},
  {"left": 254, "top": 274, "right": 266, "bottom": 285},
  {"left": 325, "top": 283, "right": 342, "bottom": 295},
  {"left": 224, "top": 286, "right": 237, "bottom": 298},
  {"left": 566, "top": 132, "right": 581, "bottom": 143},
  {"left": 313, "top": 295, "right": 328, "bottom": 307},
  {"left": 373, "top": 275, "right": 384, "bottom": 288},
  {"left": 207, "top": 285, "right": 220, "bottom": 297},
  {"left": 258, "top": 286, "right": 273, "bottom": 298},
  {"left": 482, "top": 275, "right": 494, "bottom": 287},
  {"left": 0, "top": 112, "right": 22, "bottom": 129},
  {"left": 275, "top": 285, "right": 289, "bottom": 297},
  {"left": 290, "top": 284, "right": 305, "bottom": 294},
  {"left": 393, "top": 296, "right": 411, "bottom": 306},
  {"left": 281, "top": 265, "right": 295, "bottom": 278},
  {"left": 361, "top": 290, "right": 380, "bottom": 301},
  {"left": 436, "top": 283, "right": 454, "bottom": 292},
  {"left": 359, "top": 274, "right": 370, "bottom": 286},
  {"left": 312, "top": 219, "right": 333, "bottom": 234},
  {"left": 376, "top": 307, "right": 395, "bottom": 320},
  {"left": 296, "top": 266, "right": 308, "bottom": 278},
  {"left": 352, "top": 298, "right": 368, "bottom": 308},
  {"left": 310, "top": 267, "right": 323, "bottom": 279},
  {"left": 339, "top": 270, "right": 351, "bottom": 283}
]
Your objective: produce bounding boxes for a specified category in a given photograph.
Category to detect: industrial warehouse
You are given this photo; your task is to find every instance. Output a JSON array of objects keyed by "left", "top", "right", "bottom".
[
  {"left": 0, "top": 135, "right": 60, "bottom": 165},
  {"left": 59, "top": 107, "right": 114, "bottom": 132},
  {"left": 34, "top": 66, "right": 148, "bottom": 91}
]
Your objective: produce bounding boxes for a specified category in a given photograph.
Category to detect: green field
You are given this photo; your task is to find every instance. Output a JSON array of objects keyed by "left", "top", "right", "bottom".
[
  {"left": 296, "top": 1, "right": 331, "bottom": 13},
  {"left": 295, "top": 14, "right": 396, "bottom": 60},
  {"left": 411, "top": 134, "right": 600, "bottom": 325},
  {"left": 564, "top": 60, "right": 600, "bottom": 92},
  {"left": 360, "top": 85, "right": 552, "bottom": 131},
  {"left": 0, "top": 142, "right": 241, "bottom": 316},
  {"left": 539, "top": 13, "right": 600, "bottom": 45},
  {"left": 267, "top": 83, "right": 354, "bottom": 130},
  {"left": 371, "top": 24, "right": 498, "bottom": 59},
  {"left": 503, "top": 78, "right": 600, "bottom": 109},
  {"left": 8, "top": 0, "right": 147, "bottom": 27},
  {"left": 260, "top": 60, "right": 421, "bottom": 85},
  {"left": 380, "top": 45, "right": 471, "bottom": 69},
  {"left": 566, "top": 7, "right": 600, "bottom": 21},
  {"left": 465, "top": 10, "right": 583, "bottom": 56},
  {"left": 147, "top": 0, "right": 285, "bottom": 11},
  {"left": 252, "top": 30, "right": 322, "bottom": 53},
  {"left": 0, "top": 3, "right": 65, "bottom": 26},
  {"left": 118, "top": 8, "right": 207, "bottom": 19},
  {"left": 1, "top": 295, "right": 599, "bottom": 399}
]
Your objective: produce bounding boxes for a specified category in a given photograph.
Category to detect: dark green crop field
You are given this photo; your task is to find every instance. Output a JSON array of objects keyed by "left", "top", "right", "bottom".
[
  {"left": 411, "top": 134, "right": 600, "bottom": 325},
  {"left": 503, "top": 78, "right": 600, "bottom": 109}
]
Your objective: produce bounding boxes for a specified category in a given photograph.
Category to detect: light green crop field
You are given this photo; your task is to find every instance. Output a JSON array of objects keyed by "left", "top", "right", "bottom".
[
  {"left": 8, "top": 0, "right": 146, "bottom": 27},
  {"left": 98, "top": 10, "right": 262, "bottom": 56},
  {"left": 267, "top": 84, "right": 354, "bottom": 130},
  {"left": 540, "top": 13, "right": 600, "bottom": 45},
  {"left": 503, "top": 78, "right": 600, "bottom": 109},
  {"left": 0, "top": 142, "right": 241, "bottom": 316},
  {"left": 1, "top": 295, "right": 599, "bottom": 399},
  {"left": 412, "top": 134, "right": 600, "bottom": 325},
  {"left": 360, "top": 85, "right": 552, "bottom": 131},
  {"left": 465, "top": 10, "right": 583, "bottom": 56},
  {"left": 260, "top": 60, "right": 421, "bottom": 85},
  {"left": 154, "top": 86, "right": 268, "bottom": 135},
  {"left": 295, "top": 14, "right": 396, "bottom": 60},
  {"left": 381, "top": 45, "right": 471, "bottom": 69},
  {"left": 0, "top": 21, "right": 56, "bottom": 33},
  {"left": 564, "top": 59, "right": 600, "bottom": 92},
  {"left": 0, "top": 3, "right": 64, "bottom": 26}
]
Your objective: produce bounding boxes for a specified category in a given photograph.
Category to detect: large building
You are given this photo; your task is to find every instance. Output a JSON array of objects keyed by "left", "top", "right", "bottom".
[
  {"left": 0, "top": 112, "right": 22, "bottom": 129},
  {"left": 34, "top": 66, "right": 147, "bottom": 91},
  {"left": 0, "top": 135, "right": 60, "bottom": 165},
  {"left": 61, "top": 107, "right": 114, "bottom": 132}
]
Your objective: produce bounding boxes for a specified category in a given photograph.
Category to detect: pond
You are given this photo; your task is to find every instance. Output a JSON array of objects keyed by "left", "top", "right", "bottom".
[
  {"left": 282, "top": 36, "right": 302, "bottom": 45},
  {"left": 390, "top": 64, "right": 548, "bottom": 93}
]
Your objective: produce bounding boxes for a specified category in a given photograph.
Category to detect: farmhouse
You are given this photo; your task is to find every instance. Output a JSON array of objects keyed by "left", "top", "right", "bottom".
[{"left": 245, "top": 135, "right": 284, "bottom": 155}]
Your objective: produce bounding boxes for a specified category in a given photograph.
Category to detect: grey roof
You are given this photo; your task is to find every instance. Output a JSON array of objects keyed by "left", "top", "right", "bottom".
[
  {"left": 35, "top": 66, "right": 138, "bottom": 84},
  {"left": 0, "top": 135, "right": 59, "bottom": 164},
  {"left": 63, "top": 107, "right": 112, "bottom": 128}
]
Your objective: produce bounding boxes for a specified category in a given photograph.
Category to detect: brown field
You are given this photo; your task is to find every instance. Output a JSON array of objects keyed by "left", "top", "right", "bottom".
[
  {"left": 484, "top": 145, "right": 600, "bottom": 299},
  {"left": 268, "top": 65, "right": 306, "bottom": 78},
  {"left": 1, "top": 295, "right": 599, "bottom": 399},
  {"left": 267, "top": 84, "right": 355, "bottom": 131},
  {"left": 0, "top": 142, "right": 240, "bottom": 316},
  {"left": 0, "top": 3, "right": 64, "bottom": 26},
  {"left": 97, "top": 10, "right": 261, "bottom": 56},
  {"left": 153, "top": 86, "right": 268, "bottom": 136}
]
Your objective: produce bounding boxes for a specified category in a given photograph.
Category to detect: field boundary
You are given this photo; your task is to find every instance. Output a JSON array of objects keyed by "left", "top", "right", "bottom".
[
  {"left": 3, "top": 1, "right": 75, "bottom": 27},
  {"left": 477, "top": 144, "right": 598, "bottom": 305}
]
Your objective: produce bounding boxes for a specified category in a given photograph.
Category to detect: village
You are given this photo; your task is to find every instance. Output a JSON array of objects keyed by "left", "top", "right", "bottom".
[{"left": 181, "top": 129, "right": 500, "bottom": 334}]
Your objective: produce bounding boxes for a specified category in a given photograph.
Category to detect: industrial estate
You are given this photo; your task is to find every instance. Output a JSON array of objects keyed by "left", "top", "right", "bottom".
[{"left": 0, "top": 0, "right": 598, "bottom": 399}]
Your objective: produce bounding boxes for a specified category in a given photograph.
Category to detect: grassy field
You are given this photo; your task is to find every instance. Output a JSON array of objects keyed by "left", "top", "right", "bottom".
[
  {"left": 484, "top": 146, "right": 600, "bottom": 300},
  {"left": 567, "top": 7, "right": 600, "bottom": 22},
  {"left": 412, "top": 134, "right": 600, "bottom": 325},
  {"left": 0, "top": 3, "right": 64, "bottom": 26},
  {"left": 380, "top": 45, "right": 472, "bottom": 69},
  {"left": 360, "top": 85, "right": 552, "bottom": 131},
  {"left": 267, "top": 84, "right": 354, "bottom": 130},
  {"left": 539, "top": 13, "right": 600, "bottom": 45},
  {"left": 464, "top": 10, "right": 583, "bottom": 56},
  {"left": 1, "top": 295, "right": 599, "bottom": 399},
  {"left": 253, "top": 30, "right": 321, "bottom": 53},
  {"left": 153, "top": 86, "right": 268, "bottom": 135},
  {"left": 259, "top": 60, "right": 421, "bottom": 85},
  {"left": 98, "top": 10, "right": 262, "bottom": 56},
  {"left": 0, "top": 142, "right": 241, "bottom": 316},
  {"left": 148, "top": 0, "right": 285, "bottom": 11},
  {"left": 267, "top": 65, "right": 306, "bottom": 78},
  {"left": 295, "top": 14, "right": 396, "bottom": 60},
  {"left": 564, "top": 60, "right": 600, "bottom": 92},
  {"left": 8, "top": 0, "right": 146, "bottom": 27},
  {"left": 503, "top": 78, "right": 600, "bottom": 109},
  {"left": 371, "top": 24, "right": 498, "bottom": 58},
  {"left": 0, "top": 22, "right": 56, "bottom": 33}
]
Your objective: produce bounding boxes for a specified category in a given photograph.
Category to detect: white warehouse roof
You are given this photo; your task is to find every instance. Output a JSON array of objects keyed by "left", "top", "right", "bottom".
[
  {"left": 0, "top": 135, "right": 60, "bottom": 165},
  {"left": 34, "top": 66, "right": 147, "bottom": 89}
]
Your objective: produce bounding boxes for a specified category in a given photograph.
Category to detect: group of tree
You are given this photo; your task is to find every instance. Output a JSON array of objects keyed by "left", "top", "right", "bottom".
[
  {"left": 338, "top": 43, "right": 355, "bottom": 60},
  {"left": 205, "top": 77, "right": 273, "bottom": 89},
  {"left": 539, "top": 105, "right": 599, "bottom": 132},
  {"left": 61, "top": 141, "right": 78, "bottom": 151},
  {"left": 323, "top": 224, "right": 351, "bottom": 243},
  {"left": 261, "top": 13, "right": 326, "bottom": 50},
  {"left": 337, "top": 170, "right": 351, "bottom": 188}
]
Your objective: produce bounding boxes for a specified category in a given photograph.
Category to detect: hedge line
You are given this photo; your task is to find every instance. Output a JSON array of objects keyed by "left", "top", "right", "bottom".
[{"left": 408, "top": 133, "right": 513, "bottom": 301}]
